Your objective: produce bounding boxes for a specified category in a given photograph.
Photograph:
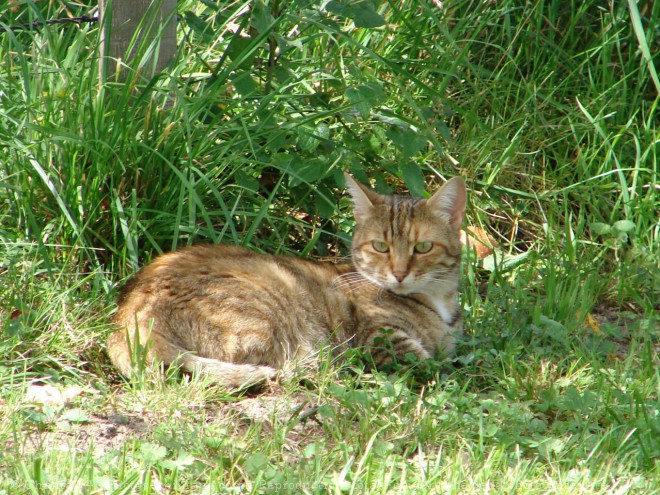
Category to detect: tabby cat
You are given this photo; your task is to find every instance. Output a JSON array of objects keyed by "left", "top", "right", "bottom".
[{"left": 107, "top": 173, "right": 466, "bottom": 387}]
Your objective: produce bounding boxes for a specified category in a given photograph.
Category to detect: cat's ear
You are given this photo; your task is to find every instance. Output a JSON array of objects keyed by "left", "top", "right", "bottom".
[
  {"left": 344, "top": 173, "right": 381, "bottom": 222},
  {"left": 428, "top": 176, "right": 467, "bottom": 230}
]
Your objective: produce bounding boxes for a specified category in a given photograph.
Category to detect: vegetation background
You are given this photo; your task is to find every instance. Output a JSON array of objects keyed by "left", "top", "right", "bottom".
[{"left": 0, "top": 0, "right": 658, "bottom": 493}]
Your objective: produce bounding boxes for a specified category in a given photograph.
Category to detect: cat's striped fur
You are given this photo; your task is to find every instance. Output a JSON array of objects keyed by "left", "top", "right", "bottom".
[{"left": 107, "top": 174, "right": 466, "bottom": 387}]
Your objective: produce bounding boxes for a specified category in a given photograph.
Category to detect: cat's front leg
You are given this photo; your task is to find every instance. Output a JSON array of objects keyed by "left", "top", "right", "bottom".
[{"left": 364, "top": 327, "right": 431, "bottom": 367}]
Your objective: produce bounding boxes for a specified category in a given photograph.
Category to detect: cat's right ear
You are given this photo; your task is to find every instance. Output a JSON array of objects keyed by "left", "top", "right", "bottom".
[
  {"left": 344, "top": 173, "right": 380, "bottom": 223},
  {"left": 428, "top": 176, "right": 467, "bottom": 230}
]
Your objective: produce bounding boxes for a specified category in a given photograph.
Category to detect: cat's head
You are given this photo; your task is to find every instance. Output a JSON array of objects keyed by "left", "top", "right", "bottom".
[{"left": 345, "top": 173, "right": 466, "bottom": 296}]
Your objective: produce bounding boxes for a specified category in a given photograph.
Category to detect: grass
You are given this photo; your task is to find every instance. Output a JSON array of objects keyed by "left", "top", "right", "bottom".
[{"left": 1, "top": 0, "right": 658, "bottom": 493}]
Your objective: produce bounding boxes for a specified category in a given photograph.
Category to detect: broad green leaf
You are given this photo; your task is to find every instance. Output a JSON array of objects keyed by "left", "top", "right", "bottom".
[
  {"left": 160, "top": 451, "right": 196, "bottom": 471},
  {"left": 244, "top": 452, "right": 269, "bottom": 476},
  {"left": 226, "top": 36, "right": 256, "bottom": 69},
  {"left": 298, "top": 127, "right": 319, "bottom": 153},
  {"left": 346, "top": 87, "right": 371, "bottom": 118},
  {"left": 612, "top": 220, "right": 635, "bottom": 234},
  {"left": 298, "top": 123, "right": 330, "bottom": 153},
  {"left": 326, "top": 1, "right": 350, "bottom": 17},
  {"left": 589, "top": 222, "right": 611, "bottom": 235},
  {"left": 373, "top": 441, "right": 395, "bottom": 458},
  {"left": 435, "top": 120, "right": 452, "bottom": 143},
  {"left": 316, "top": 404, "right": 336, "bottom": 419},
  {"left": 231, "top": 71, "right": 258, "bottom": 97},
  {"left": 357, "top": 82, "right": 386, "bottom": 105},
  {"left": 484, "top": 423, "right": 499, "bottom": 438},
  {"left": 351, "top": 2, "right": 386, "bottom": 28},
  {"left": 60, "top": 408, "right": 89, "bottom": 424},
  {"left": 398, "top": 162, "right": 426, "bottom": 197},
  {"left": 387, "top": 126, "right": 426, "bottom": 158},
  {"left": 266, "top": 131, "right": 288, "bottom": 152},
  {"left": 198, "top": 0, "right": 220, "bottom": 11},
  {"left": 346, "top": 83, "right": 385, "bottom": 118},
  {"left": 327, "top": 1, "right": 386, "bottom": 28},
  {"left": 304, "top": 443, "right": 318, "bottom": 459},
  {"left": 234, "top": 170, "right": 260, "bottom": 192},
  {"left": 403, "top": 131, "right": 427, "bottom": 158},
  {"left": 274, "top": 65, "right": 293, "bottom": 84},
  {"left": 22, "top": 409, "right": 49, "bottom": 426},
  {"left": 538, "top": 437, "right": 566, "bottom": 458},
  {"left": 139, "top": 442, "right": 168, "bottom": 464},
  {"left": 289, "top": 158, "right": 329, "bottom": 186},
  {"left": 251, "top": 1, "right": 276, "bottom": 34},
  {"left": 314, "top": 184, "right": 337, "bottom": 218},
  {"left": 183, "top": 11, "right": 215, "bottom": 42},
  {"left": 315, "top": 123, "right": 331, "bottom": 141}
]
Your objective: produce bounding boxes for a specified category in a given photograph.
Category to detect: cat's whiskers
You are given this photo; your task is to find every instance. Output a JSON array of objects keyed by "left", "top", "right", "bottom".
[
  {"left": 332, "top": 272, "right": 373, "bottom": 292},
  {"left": 333, "top": 280, "right": 371, "bottom": 292},
  {"left": 342, "top": 283, "right": 375, "bottom": 294},
  {"left": 332, "top": 272, "right": 364, "bottom": 284},
  {"left": 427, "top": 268, "right": 457, "bottom": 280}
]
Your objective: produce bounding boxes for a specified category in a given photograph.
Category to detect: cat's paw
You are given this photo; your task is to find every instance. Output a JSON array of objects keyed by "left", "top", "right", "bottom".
[{"left": 367, "top": 329, "right": 432, "bottom": 367}]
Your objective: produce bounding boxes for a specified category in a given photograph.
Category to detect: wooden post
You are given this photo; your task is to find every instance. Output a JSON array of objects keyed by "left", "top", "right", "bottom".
[{"left": 99, "top": 0, "right": 177, "bottom": 80}]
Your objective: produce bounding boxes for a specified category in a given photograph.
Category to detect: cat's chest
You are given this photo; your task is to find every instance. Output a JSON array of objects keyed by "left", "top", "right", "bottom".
[
  {"left": 428, "top": 297, "right": 459, "bottom": 325},
  {"left": 409, "top": 291, "right": 460, "bottom": 328}
]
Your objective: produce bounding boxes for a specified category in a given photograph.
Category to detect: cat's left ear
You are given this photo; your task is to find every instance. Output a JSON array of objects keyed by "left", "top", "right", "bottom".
[
  {"left": 344, "top": 173, "right": 381, "bottom": 222},
  {"left": 428, "top": 176, "right": 467, "bottom": 230}
]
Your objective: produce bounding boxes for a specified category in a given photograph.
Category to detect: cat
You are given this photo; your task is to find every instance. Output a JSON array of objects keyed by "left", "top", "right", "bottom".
[{"left": 106, "top": 173, "right": 466, "bottom": 388}]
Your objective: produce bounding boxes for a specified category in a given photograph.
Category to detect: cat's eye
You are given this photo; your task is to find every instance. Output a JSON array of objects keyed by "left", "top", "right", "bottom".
[
  {"left": 414, "top": 241, "right": 433, "bottom": 254},
  {"left": 371, "top": 241, "right": 390, "bottom": 253}
]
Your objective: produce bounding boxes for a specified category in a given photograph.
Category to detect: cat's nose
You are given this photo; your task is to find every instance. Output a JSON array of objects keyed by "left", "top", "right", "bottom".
[{"left": 392, "top": 270, "right": 408, "bottom": 283}]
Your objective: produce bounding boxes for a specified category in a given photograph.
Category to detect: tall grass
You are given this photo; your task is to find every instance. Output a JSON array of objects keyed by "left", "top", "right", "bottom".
[{"left": 0, "top": 0, "right": 658, "bottom": 493}]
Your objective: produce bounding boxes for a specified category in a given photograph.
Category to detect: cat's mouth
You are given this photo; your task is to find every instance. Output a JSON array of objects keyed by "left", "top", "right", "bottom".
[
  {"left": 386, "top": 280, "right": 418, "bottom": 296},
  {"left": 360, "top": 270, "right": 421, "bottom": 295}
]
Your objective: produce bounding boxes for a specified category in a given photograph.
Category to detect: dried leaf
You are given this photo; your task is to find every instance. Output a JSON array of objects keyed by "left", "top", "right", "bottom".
[
  {"left": 460, "top": 226, "right": 498, "bottom": 259},
  {"left": 584, "top": 313, "right": 601, "bottom": 334},
  {"left": 25, "top": 384, "right": 84, "bottom": 408}
]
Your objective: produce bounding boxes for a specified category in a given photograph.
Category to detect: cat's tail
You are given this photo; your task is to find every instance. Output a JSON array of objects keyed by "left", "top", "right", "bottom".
[
  {"left": 106, "top": 329, "right": 277, "bottom": 389},
  {"left": 178, "top": 354, "right": 277, "bottom": 389}
]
